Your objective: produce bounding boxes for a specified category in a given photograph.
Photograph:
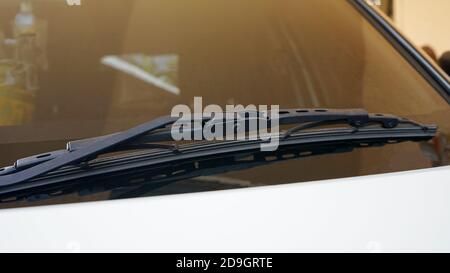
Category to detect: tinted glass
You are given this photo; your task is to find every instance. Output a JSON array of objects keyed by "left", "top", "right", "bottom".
[{"left": 0, "top": 0, "right": 449, "bottom": 208}]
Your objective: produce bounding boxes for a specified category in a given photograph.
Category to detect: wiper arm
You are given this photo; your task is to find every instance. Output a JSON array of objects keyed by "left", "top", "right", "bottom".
[
  {"left": 0, "top": 109, "right": 435, "bottom": 188},
  {"left": 0, "top": 116, "right": 180, "bottom": 187}
]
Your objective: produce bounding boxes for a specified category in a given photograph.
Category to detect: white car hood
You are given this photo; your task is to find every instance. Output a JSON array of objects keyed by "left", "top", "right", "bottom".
[{"left": 0, "top": 166, "right": 449, "bottom": 252}]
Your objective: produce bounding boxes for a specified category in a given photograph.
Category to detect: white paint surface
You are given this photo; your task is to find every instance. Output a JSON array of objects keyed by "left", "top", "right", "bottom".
[{"left": 0, "top": 166, "right": 449, "bottom": 252}]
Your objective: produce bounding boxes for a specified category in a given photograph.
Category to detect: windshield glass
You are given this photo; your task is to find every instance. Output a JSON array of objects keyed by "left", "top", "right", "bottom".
[{"left": 0, "top": 0, "right": 449, "bottom": 207}]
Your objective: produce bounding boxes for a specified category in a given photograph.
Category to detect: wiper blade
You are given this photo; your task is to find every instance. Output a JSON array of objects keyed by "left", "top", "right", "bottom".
[
  {"left": 0, "top": 109, "right": 435, "bottom": 189},
  {"left": 0, "top": 125, "right": 437, "bottom": 203}
]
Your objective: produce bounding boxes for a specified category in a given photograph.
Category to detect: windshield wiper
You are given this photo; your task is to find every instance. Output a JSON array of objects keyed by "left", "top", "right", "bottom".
[{"left": 0, "top": 108, "right": 437, "bottom": 199}]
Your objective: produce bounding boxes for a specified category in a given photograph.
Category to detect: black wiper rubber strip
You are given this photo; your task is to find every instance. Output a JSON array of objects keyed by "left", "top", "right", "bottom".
[{"left": 0, "top": 109, "right": 434, "bottom": 188}]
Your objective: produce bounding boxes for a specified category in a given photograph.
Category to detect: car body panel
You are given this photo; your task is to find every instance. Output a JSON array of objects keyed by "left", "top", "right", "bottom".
[{"left": 0, "top": 166, "right": 449, "bottom": 252}]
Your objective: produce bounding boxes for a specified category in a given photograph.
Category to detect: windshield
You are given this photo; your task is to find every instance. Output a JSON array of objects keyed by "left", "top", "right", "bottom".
[{"left": 0, "top": 0, "right": 449, "bottom": 207}]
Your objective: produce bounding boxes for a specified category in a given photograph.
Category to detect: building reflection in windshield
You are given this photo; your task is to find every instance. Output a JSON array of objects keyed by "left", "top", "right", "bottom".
[{"left": 0, "top": 0, "right": 47, "bottom": 126}]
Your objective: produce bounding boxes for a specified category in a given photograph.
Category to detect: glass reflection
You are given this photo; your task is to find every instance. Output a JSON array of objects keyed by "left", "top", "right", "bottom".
[
  {"left": 0, "top": 0, "right": 48, "bottom": 125},
  {"left": 101, "top": 53, "right": 179, "bottom": 95}
]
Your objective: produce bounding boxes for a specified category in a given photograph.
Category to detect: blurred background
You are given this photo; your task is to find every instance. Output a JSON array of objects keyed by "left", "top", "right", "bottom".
[{"left": 377, "top": 0, "right": 450, "bottom": 74}]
